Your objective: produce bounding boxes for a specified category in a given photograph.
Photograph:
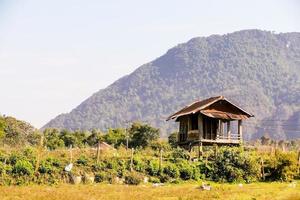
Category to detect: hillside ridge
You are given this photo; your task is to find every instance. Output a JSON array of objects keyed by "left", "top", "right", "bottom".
[{"left": 43, "top": 29, "right": 300, "bottom": 140}]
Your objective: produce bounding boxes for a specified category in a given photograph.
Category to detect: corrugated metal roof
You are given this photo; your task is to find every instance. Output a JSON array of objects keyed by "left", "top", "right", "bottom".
[{"left": 166, "top": 96, "right": 254, "bottom": 121}]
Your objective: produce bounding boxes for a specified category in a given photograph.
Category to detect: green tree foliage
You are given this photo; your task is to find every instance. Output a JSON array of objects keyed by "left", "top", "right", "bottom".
[
  {"left": 2, "top": 116, "right": 36, "bottom": 146},
  {"left": 168, "top": 132, "right": 178, "bottom": 148},
  {"left": 129, "top": 122, "right": 159, "bottom": 148},
  {"left": 86, "top": 129, "right": 103, "bottom": 146},
  {"left": 43, "top": 128, "right": 64, "bottom": 150},
  {"left": 0, "top": 116, "right": 6, "bottom": 142},
  {"left": 104, "top": 128, "right": 126, "bottom": 147},
  {"left": 209, "top": 147, "right": 261, "bottom": 183}
]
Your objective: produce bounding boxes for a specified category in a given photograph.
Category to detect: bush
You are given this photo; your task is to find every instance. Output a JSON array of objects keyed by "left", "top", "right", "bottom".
[
  {"left": 92, "top": 162, "right": 106, "bottom": 172},
  {"left": 76, "top": 155, "right": 89, "bottom": 166},
  {"left": 39, "top": 158, "right": 61, "bottom": 174},
  {"left": 163, "top": 163, "right": 179, "bottom": 178},
  {"left": 149, "top": 141, "right": 172, "bottom": 151},
  {"left": 209, "top": 147, "right": 260, "bottom": 183},
  {"left": 177, "top": 160, "right": 194, "bottom": 180},
  {"left": 94, "top": 170, "right": 118, "bottom": 184},
  {"left": 124, "top": 171, "right": 143, "bottom": 185},
  {"left": 133, "top": 156, "right": 146, "bottom": 172},
  {"left": 159, "top": 174, "right": 171, "bottom": 183},
  {"left": 12, "top": 160, "right": 34, "bottom": 176},
  {"left": 146, "top": 159, "right": 160, "bottom": 176},
  {"left": 0, "top": 162, "right": 6, "bottom": 174},
  {"left": 171, "top": 148, "right": 189, "bottom": 161},
  {"left": 266, "top": 151, "right": 299, "bottom": 181},
  {"left": 149, "top": 176, "right": 160, "bottom": 183},
  {"left": 168, "top": 132, "right": 178, "bottom": 148},
  {"left": 95, "top": 172, "right": 107, "bottom": 183}
]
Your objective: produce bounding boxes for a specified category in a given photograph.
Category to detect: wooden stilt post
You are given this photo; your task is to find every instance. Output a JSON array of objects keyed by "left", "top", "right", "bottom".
[
  {"left": 238, "top": 120, "right": 243, "bottom": 144},
  {"left": 198, "top": 141, "right": 203, "bottom": 160},
  {"left": 227, "top": 121, "right": 231, "bottom": 140}
]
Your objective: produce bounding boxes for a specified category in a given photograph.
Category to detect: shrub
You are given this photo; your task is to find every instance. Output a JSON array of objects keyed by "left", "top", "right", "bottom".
[
  {"left": 171, "top": 148, "right": 189, "bottom": 161},
  {"left": 149, "top": 176, "right": 160, "bottom": 183},
  {"left": 95, "top": 172, "right": 107, "bottom": 183},
  {"left": 163, "top": 163, "right": 179, "bottom": 178},
  {"left": 12, "top": 160, "right": 34, "bottom": 176},
  {"left": 266, "top": 151, "right": 299, "bottom": 181},
  {"left": 133, "top": 156, "right": 146, "bottom": 172},
  {"left": 124, "top": 171, "right": 143, "bottom": 185},
  {"left": 159, "top": 174, "right": 171, "bottom": 183},
  {"left": 146, "top": 159, "right": 160, "bottom": 176},
  {"left": 168, "top": 132, "right": 178, "bottom": 148},
  {"left": 9, "top": 152, "right": 25, "bottom": 165},
  {"left": 95, "top": 170, "right": 118, "bottom": 184},
  {"left": 92, "top": 162, "right": 106, "bottom": 172},
  {"left": 76, "top": 155, "right": 89, "bottom": 166},
  {"left": 149, "top": 141, "right": 172, "bottom": 151},
  {"left": 106, "top": 159, "right": 119, "bottom": 171},
  {"left": 39, "top": 160, "right": 53, "bottom": 174},
  {"left": 209, "top": 147, "right": 260, "bottom": 183},
  {"left": 0, "top": 162, "right": 6, "bottom": 174},
  {"left": 177, "top": 160, "right": 194, "bottom": 180},
  {"left": 39, "top": 158, "right": 61, "bottom": 174}
]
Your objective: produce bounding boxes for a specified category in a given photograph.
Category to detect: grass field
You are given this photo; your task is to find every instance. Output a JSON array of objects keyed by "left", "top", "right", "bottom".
[{"left": 0, "top": 181, "right": 299, "bottom": 200}]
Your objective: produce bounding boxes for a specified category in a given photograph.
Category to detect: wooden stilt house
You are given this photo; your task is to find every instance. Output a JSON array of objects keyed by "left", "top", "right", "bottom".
[{"left": 166, "top": 96, "right": 254, "bottom": 149}]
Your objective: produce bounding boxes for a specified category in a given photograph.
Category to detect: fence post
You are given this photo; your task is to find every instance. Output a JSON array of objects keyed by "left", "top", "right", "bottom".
[
  {"left": 70, "top": 145, "right": 73, "bottom": 163},
  {"left": 35, "top": 135, "right": 44, "bottom": 173},
  {"left": 130, "top": 148, "right": 134, "bottom": 172},
  {"left": 96, "top": 140, "right": 101, "bottom": 164},
  {"left": 198, "top": 141, "right": 203, "bottom": 160},
  {"left": 159, "top": 149, "right": 163, "bottom": 171},
  {"left": 261, "top": 158, "right": 265, "bottom": 181}
]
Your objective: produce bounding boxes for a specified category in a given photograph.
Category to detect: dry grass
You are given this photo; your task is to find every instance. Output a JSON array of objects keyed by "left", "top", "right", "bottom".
[{"left": 0, "top": 182, "right": 299, "bottom": 200}]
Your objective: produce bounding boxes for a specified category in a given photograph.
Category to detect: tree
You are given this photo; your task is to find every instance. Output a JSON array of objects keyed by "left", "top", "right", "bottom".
[
  {"left": 104, "top": 128, "right": 126, "bottom": 147},
  {"left": 59, "top": 129, "right": 77, "bottom": 148},
  {"left": 0, "top": 116, "right": 6, "bottom": 143},
  {"left": 129, "top": 122, "right": 159, "bottom": 148},
  {"left": 86, "top": 129, "right": 104, "bottom": 146},
  {"left": 73, "top": 130, "right": 89, "bottom": 147},
  {"left": 26, "top": 131, "right": 42, "bottom": 146},
  {"left": 43, "top": 128, "right": 64, "bottom": 150},
  {"left": 168, "top": 132, "right": 178, "bottom": 148}
]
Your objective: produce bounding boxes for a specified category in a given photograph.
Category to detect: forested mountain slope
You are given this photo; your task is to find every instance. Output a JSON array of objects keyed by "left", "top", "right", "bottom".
[{"left": 43, "top": 30, "right": 300, "bottom": 140}]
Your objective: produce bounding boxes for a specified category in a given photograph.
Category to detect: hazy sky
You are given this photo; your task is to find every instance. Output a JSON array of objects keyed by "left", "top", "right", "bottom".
[{"left": 0, "top": 0, "right": 299, "bottom": 128}]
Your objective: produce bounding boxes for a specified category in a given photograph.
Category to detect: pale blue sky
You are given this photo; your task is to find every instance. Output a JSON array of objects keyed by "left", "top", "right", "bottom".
[{"left": 0, "top": 0, "right": 299, "bottom": 128}]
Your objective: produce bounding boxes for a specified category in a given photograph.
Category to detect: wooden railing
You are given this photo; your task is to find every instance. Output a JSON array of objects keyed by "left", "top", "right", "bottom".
[{"left": 217, "top": 134, "right": 240, "bottom": 140}]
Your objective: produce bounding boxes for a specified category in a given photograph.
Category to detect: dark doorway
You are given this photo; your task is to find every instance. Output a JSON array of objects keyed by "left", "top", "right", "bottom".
[{"left": 203, "top": 116, "right": 218, "bottom": 140}]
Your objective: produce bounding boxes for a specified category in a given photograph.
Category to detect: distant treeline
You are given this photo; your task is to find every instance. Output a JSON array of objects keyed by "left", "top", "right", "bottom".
[
  {"left": 0, "top": 116, "right": 300, "bottom": 186},
  {"left": 1, "top": 115, "right": 300, "bottom": 150}
]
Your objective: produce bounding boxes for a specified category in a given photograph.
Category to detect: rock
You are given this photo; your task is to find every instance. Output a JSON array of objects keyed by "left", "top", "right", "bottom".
[
  {"left": 71, "top": 175, "right": 82, "bottom": 185},
  {"left": 144, "top": 177, "right": 149, "bottom": 183},
  {"left": 200, "top": 183, "right": 211, "bottom": 191},
  {"left": 83, "top": 174, "right": 95, "bottom": 184},
  {"left": 152, "top": 183, "right": 164, "bottom": 187}
]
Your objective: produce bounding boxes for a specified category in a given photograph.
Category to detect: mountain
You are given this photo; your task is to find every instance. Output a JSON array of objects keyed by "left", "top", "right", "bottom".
[{"left": 43, "top": 30, "right": 300, "bottom": 140}]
